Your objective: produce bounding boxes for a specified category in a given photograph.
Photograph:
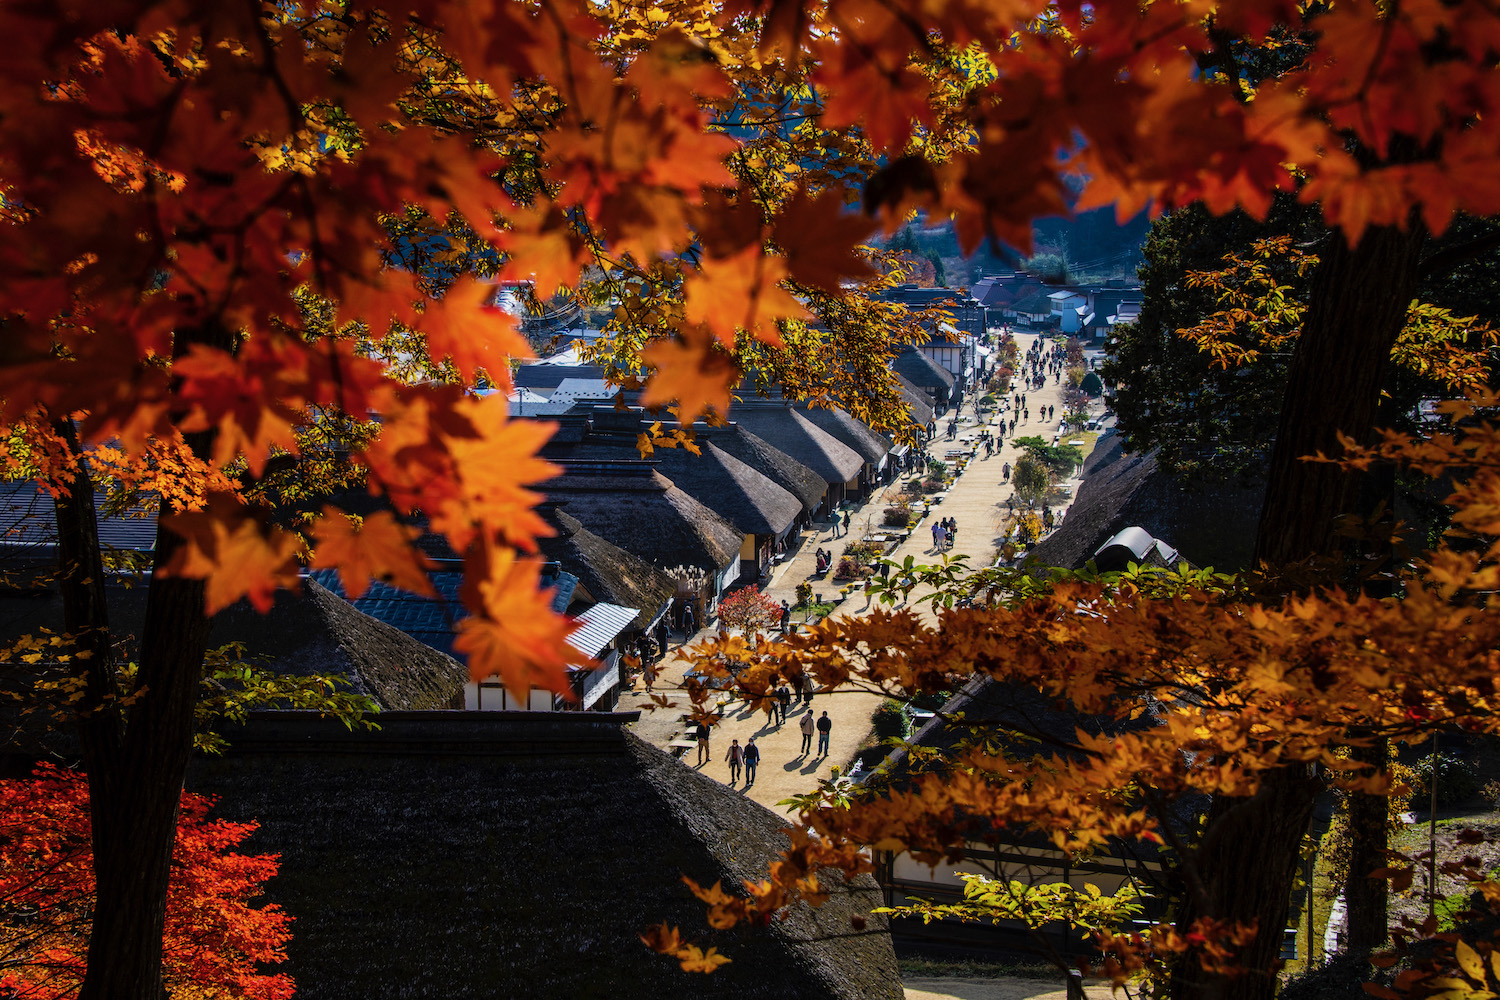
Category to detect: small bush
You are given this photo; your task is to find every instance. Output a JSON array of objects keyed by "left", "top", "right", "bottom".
[
  {"left": 872, "top": 700, "right": 911, "bottom": 741},
  {"left": 845, "top": 539, "right": 885, "bottom": 562},
  {"left": 926, "top": 458, "right": 948, "bottom": 478},
  {"left": 1081, "top": 371, "right": 1104, "bottom": 397},
  {"left": 922, "top": 477, "right": 945, "bottom": 493},
  {"left": 1412, "top": 750, "right": 1480, "bottom": 808},
  {"left": 883, "top": 503, "right": 914, "bottom": 527},
  {"left": 833, "top": 556, "right": 860, "bottom": 579},
  {"left": 794, "top": 581, "right": 813, "bottom": 607}
]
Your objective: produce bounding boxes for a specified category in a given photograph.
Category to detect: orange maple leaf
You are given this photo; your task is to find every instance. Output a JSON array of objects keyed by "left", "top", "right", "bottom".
[
  {"left": 639, "top": 325, "right": 739, "bottom": 425},
  {"left": 309, "top": 507, "right": 436, "bottom": 600},
  {"left": 682, "top": 245, "right": 809, "bottom": 346},
  {"left": 417, "top": 275, "right": 533, "bottom": 385},
  {"left": 161, "top": 497, "right": 301, "bottom": 615},
  {"left": 772, "top": 189, "right": 877, "bottom": 293},
  {"left": 452, "top": 547, "right": 575, "bottom": 701}
]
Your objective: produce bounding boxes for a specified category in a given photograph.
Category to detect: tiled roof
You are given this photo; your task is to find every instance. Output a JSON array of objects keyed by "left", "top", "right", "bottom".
[
  {"left": 0, "top": 481, "right": 159, "bottom": 554},
  {"left": 309, "top": 568, "right": 578, "bottom": 662}
]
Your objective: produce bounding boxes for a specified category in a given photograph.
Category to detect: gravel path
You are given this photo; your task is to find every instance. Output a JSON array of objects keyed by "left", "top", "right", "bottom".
[{"left": 903, "top": 976, "right": 1102, "bottom": 1000}]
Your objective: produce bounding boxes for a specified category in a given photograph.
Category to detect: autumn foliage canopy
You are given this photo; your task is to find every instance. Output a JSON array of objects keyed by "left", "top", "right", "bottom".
[{"left": 1, "top": 0, "right": 1496, "bottom": 699}]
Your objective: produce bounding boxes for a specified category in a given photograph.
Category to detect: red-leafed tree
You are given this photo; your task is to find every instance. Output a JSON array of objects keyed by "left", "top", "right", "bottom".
[
  {"left": 0, "top": 766, "right": 292, "bottom": 1000},
  {"left": 715, "top": 585, "right": 782, "bottom": 633}
]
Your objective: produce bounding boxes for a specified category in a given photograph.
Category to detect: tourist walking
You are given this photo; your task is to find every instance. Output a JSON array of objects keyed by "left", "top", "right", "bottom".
[
  {"left": 743, "top": 738, "right": 761, "bottom": 786},
  {"left": 842, "top": 510, "right": 851, "bottom": 537},
  {"left": 695, "top": 720, "right": 711, "bottom": 766},
  {"left": 931, "top": 520, "right": 944, "bottom": 550},
  {"left": 682, "top": 602, "right": 695, "bottom": 635},
  {"left": 779, "top": 600, "right": 791, "bottom": 633},
  {"left": 777, "top": 683, "right": 792, "bottom": 723},
  {"left": 799, "top": 711, "right": 815, "bottom": 754},
  {"left": 725, "top": 739, "right": 743, "bottom": 783},
  {"left": 816, "top": 711, "right": 832, "bottom": 756}
]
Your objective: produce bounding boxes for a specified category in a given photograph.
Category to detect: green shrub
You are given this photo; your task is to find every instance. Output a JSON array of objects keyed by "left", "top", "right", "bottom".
[
  {"left": 872, "top": 699, "right": 911, "bottom": 741},
  {"left": 883, "top": 502, "right": 914, "bottom": 527},
  {"left": 1412, "top": 750, "right": 1480, "bottom": 807},
  {"left": 1081, "top": 371, "right": 1104, "bottom": 397}
]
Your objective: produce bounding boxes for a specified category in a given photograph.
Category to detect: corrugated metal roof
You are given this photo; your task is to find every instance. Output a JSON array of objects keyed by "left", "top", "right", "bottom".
[{"left": 565, "top": 601, "right": 638, "bottom": 660}]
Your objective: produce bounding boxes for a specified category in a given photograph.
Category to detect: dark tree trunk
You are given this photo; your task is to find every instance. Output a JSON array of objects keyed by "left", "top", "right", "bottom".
[
  {"left": 1169, "top": 223, "right": 1428, "bottom": 1000},
  {"left": 1253, "top": 223, "right": 1428, "bottom": 570},
  {"left": 59, "top": 324, "right": 230, "bottom": 1000},
  {"left": 1342, "top": 736, "right": 1391, "bottom": 955},
  {"left": 77, "top": 565, "right": 212, "bottom": 1000},
  {"left": 1170, "top": 765, "right": 1324, "bottom": 1000}
]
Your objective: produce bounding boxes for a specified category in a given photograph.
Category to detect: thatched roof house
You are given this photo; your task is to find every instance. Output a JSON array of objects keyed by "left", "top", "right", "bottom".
[
  {"left": 189, "top": 712, "right": 902, "bottom": 1000},
  {"left": 1027, "top": 433, "right": 1263, "bottom": 572},
  {"left": 694, "top": 422, "right": 828, "bottom": 518},
  {"left": 537, "top": 507, "right": 676, "bottom": 631},
  {"left": 797, "top": 404, "right": 893, "bottom": 472},
  {"left": 544, "top": 463, "right": 742, "bottom": 576},
  {"left": 892, "top": 374, "right": 935, "bottom": 429},
  {"left": 891, "top": 347, "right": 954, "bottom": 410},
  {"left": 557, "top": 409, "right": 803, "bottom": 541},
  {"left": 209, "top": 579, "right": 468, "bottom": 710},
  {"left": 727, "top": 406, "right": 864, "bottom": 494}
]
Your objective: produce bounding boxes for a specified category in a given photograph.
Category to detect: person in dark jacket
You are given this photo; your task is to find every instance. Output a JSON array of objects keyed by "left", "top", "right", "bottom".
[
  {"left": 743, "top": 738, "right": 761, "bottom": 786},
  {"left": 816, "top": 711, "right": 832, "bottom": 756},
  {"left": 695, "top": 721, "right": 711, "bottom": 766}
]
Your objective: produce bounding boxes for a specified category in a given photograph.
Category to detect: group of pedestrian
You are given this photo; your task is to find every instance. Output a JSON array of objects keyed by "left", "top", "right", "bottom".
[
  {"left": 830, "top": 509, "right": 852, "bottom": 537},
  {"left": 799, "top": 710, "right": 833, "bottom": 756},
  {"left": 814, "top": 547, "right": 831, "bottom": 574},
  {"left": 724, "top": 736, "right": 760, "bottom": 785},
  {"left": 930, "top": 515, "right": 958, "bottom": 552}
]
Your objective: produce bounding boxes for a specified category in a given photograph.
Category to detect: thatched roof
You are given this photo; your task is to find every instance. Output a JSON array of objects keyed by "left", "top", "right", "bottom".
[
  {"left": 188, "top": 712, "right": 902, "bottom": 1000},
  {"left": 694, "top": 423, "right": 828, "bottom": 516},
  {"left": 544, "top": 464, "right": 742, "bottom": 572},
  {"left": 893, "top": 374, "right": 935, "bottom": 428},
  {"left": 538, "top": 508, "right": 676, "bottom": 629},
  {"left": 726, "top": 407, "right": 864, "bottom": 486},
  {"left": 208, "top": 579, "right": 468, "bottom": 710},
  {"left": 1026, "top": 433, "right": 1264, "bottom": 573},
  {"left": 891, "top": 347, "right": 954, "bottom": 393},
  {"left": 553, "top": 410, "right": 803, "bottom": 538},
  {"left": 798, "top": 405, "right": 892, "bottom": 468}
]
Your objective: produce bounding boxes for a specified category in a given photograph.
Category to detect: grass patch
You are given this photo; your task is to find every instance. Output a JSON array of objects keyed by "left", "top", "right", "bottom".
[{"left": 899, "top": 956, "right": 1061, "bottom": 980}]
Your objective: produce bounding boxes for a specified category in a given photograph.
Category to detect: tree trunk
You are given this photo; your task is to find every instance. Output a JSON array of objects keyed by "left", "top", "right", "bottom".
[
  {"left": 67, "top": 324, "right": 230, "bottom": 1000},
  {"left": 1170, "top": 764, "right": 1324, "bottom": 1000},
  {"left": 1168, "top": 224, "right": 1427, "bottom": 1000},
  {"left": 1253, "top": 223, "right": 1427, "bottom": 571},
  {"left": 78, "top": 567, "right": 212, "bottom": 1000},
  {"left": 1342, "top": 736, "right": 1391, "bottom": 955}
]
